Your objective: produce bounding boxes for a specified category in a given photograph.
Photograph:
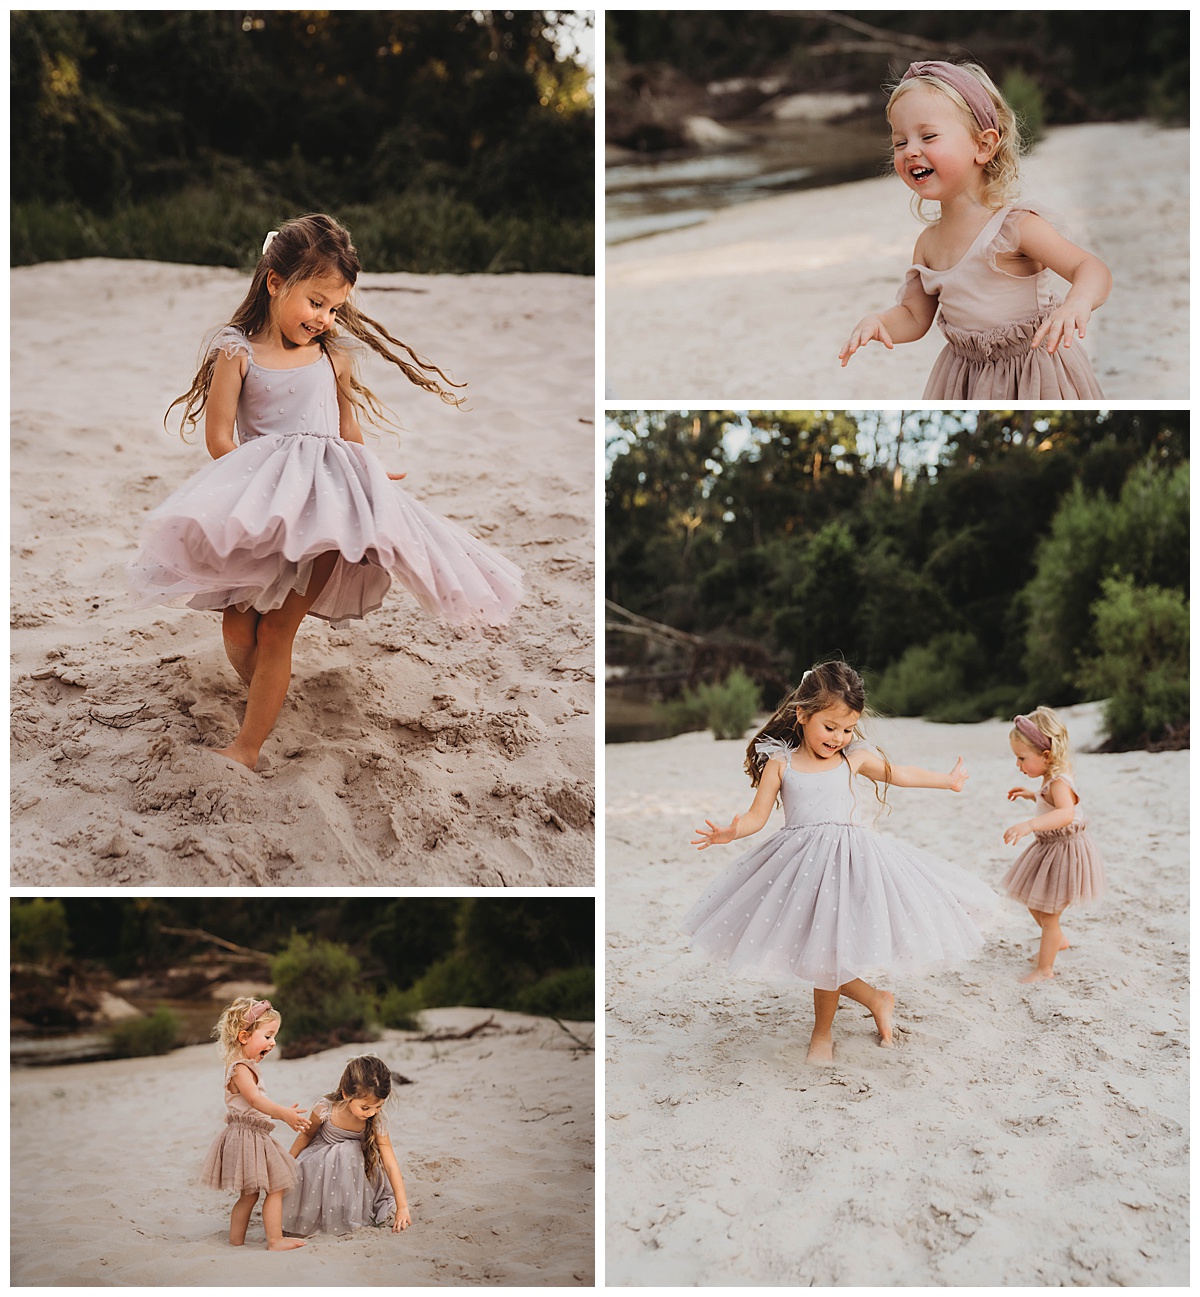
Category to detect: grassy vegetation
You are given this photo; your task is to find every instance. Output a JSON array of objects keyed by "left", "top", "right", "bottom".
[
  {"left": 12, "top": 192, "right": 593, "bottom": 275},
  {"left": 108, "top": 1007, "right": 180, "bottom": 1057}
]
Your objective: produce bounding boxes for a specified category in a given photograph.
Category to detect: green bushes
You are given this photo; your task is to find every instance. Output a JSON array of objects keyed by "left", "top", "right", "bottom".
[
  {"left": 270, "top": 933, "right": 374, "bottom": 1043},
  {"left": 108, "top": 1007, "right": 179, "bottom": 1057},
  {"left": 11, "top": 899, "right": 71, "bottom": 967},
  {"left": 871, "top": 633, "right": 985, "bottom": 718},
  {"left": 670, "top": 668, "right": 761, "bottom": 740},
  {"left": 1076, "top": 576, "right": 1189, "bottom": 745},
  {"left": 513, "top": 967, "right": 594, "bottom": 1020}
]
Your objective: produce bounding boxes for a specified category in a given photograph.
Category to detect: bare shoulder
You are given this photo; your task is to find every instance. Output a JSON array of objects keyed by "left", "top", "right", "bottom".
[
  {"left": 212, "top": 346, "right": 248, "bottom": 382},
  {"left": 913, "top": 224, "right": 939, "bottom": 264}
]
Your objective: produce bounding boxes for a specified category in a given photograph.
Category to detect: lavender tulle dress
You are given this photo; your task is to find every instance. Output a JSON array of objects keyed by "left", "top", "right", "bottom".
[
  {"left": 282, "top": 1099, "right": 396, "bottom": 1236},
  {"left": 681, "top": 739, "right": 996, "bottom": 990},
  {"left": 126, "top": 327, "right": 523, "bottom": 629}
]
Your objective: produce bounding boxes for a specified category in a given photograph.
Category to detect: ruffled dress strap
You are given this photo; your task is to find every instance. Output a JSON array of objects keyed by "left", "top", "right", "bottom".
[
  {"left": 754, "top": 736, "right": 796, "bottom": 768},
  {"left": 982, "top": 202, "right": 1070, "bottom": 278},
  {"left": 209, "top": 324, "right": 254, "bottom": 363}
]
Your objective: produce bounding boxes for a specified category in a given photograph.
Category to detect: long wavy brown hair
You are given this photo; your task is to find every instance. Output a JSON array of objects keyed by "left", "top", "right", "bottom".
[
  {"left": 166, "top": 212, "right": 465, "bottom": 440},
  {"left": 326, "top": 1055, "right": 394, "bottom": 1182},
  {"left": 744, "top": 659, "right": 892, "bottom": 812}
]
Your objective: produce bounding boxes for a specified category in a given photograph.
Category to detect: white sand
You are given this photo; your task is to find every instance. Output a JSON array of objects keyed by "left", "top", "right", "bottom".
[
  {"left": 605, "top": 705, "right": 1188, "bottom": 1284},
  {"left": 11, "top": 1008, "right": 595, "bottom": 1286},
  {"left": 606, "top": 122, "right": 1188, "bottom": 399},
  {"left": 11, "top": 261, "right": 594, "bottom": 885}
]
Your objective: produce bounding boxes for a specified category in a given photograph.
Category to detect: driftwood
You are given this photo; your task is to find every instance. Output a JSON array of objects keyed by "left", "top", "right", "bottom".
[
  {"left": 550, "top": 1017, "right": 595, "bottom": 1052},
  {"left": 416, "top": 1014, "right": 498, "bottom": 1042},
  {"left": 156, "top": 926, "right": 273, "bottom": 962}
]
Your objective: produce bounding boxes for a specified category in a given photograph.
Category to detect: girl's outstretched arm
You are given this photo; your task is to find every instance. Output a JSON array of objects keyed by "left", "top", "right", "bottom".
[
  {"left": 855, "top": 751, "right": 968, "bottom": 792},
  {"left": 1003, "top": 776, "right": 1076, "bottom": 845},
  {"left": 839, "top": 238, "right": 938, "bottom": 366},
  {"left": 205, "top": 351, "right": 244, "bottom": 459},
  {"left": 691, "top": 759, "right": 784, "bottom": 848},
  {"left": 288, "top": 1101, "right": 322, "bottom": 1156},
  {"left": 376, "top": 1129, "right": 412, "bottom": 1231},
  {"left": 230, "top": 1062, "right": 310, "bottom": 1131},
  {"left": 1020, "top": 215, "right": 1112, "bottom": 356}
]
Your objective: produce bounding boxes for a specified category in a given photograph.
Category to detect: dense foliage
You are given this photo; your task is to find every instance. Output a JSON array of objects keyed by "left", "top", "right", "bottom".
[
  {"left": 12, "top": 10, "right": 593, "bottom": 272},
  {"left": 606, "top": 410, "right": 1188, "bottom": 745},
  {"left": 608, "top": 11, "right": 1187, "bottom": 123}
]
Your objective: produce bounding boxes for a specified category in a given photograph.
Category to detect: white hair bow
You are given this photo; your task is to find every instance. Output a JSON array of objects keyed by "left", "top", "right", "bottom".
[{"left": 261, "top": 230, "right": 280, "bottom": 255}]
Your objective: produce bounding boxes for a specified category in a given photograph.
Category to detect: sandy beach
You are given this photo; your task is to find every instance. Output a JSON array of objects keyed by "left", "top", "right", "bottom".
[
  {"left": 11, "top": 261, "right": 594, "bottom": 886},
  {"left": 11, "top": 1007, "right": 595, "bottom": 1286},
  {"left": 605, "top": 122, "right": 1188, "bottom": 400},
  {"left": 605, "top": 705, "right": 1188, "bottom": 1285}
]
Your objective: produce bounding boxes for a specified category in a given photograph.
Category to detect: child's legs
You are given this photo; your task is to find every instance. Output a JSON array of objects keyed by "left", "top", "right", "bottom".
[
  {"left": 222, "top": 606, "right": 261, "bottom": 685},
  {"left": 1027, "top": 907, "right": 1069, "bottom": 950},
  {"left": 1029, "top": 909, "right": 1064, "bottom": 974},
  {"left": 215, "top": 551, "right": 339, "bottom": 768},
  {"left": 837, "top": 977, "right": 894, "bottom": 1043},
  {"left": 230, "top": 1190, "right": 260, "bottom": 1246},
  {"left": 261, "top": 1188, "right": 305, "bottom": 1250}
]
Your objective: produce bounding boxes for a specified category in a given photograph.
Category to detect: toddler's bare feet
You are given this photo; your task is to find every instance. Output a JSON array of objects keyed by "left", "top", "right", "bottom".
[
  {"left": 807, "top": 1031, "right": 835, "bottom": 1066},
  {"left": 870, "top": 989, "right": 894, "bottom": 1046},
  {"left": 1019, "top": 967, "right": 1055, "bottom": 984},
  {"left": 267, "top": 1238, "right": 306, "bottom": 1251}
]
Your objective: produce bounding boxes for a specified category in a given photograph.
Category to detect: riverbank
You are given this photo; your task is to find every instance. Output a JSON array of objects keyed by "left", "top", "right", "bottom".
[
  {"left": 605, "top": 122, "right": 1188, "bottom": 400},
  {"left": 605, "top": 705, "right": 1188, "bottom": 1284},
  {"left": 11, "top": 1009, "right": 595, "bottom": 1286}
]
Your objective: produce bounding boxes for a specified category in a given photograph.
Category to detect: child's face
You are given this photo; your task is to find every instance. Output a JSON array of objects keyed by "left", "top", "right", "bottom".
[
  {"left": 797, "top": 703, "right": 861, "bottom": 760},
  {"left": 268, "top": 272, "right": 351, "bottom": 347},
  {"left": 238, "top": 1018, "right": 281, "bottom": 1062},
  {"left": 1010, "top": 734, "right": 1048, "bottom": 778},
  {"left": 889, "top": 85, "right": 988, "bottom": 203},
  {"left": 342, "top": 1090, "right": 386, "bottom": 1121}
]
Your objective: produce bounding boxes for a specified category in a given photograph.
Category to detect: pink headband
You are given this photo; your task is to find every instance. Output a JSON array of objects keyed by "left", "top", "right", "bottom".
[
  {"left": 1013, "top": 715, "right": 1052, "bottom": 752},
  {"left": 900, "top": 61, "right": 999, "bottom": 135},
  {"left": 244, "top": 999, "right": 273, "bottom": 1026}
]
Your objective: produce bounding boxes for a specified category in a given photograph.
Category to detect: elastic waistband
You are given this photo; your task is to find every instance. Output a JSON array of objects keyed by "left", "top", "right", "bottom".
[
  {"left": 1034, "top": 820, "right": 1089, "bottom": 842},
  {"left": 225, "top": 1112, "right": 273, "bottom": 1133},
  {"left": 938, "top": 301, "right": 1061, "bottom": 362}
]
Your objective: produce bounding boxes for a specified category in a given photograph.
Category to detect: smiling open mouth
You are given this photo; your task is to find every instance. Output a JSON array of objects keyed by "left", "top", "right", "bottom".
[{"left": 910, "top": 167, "right": 933, "bottom": 181}]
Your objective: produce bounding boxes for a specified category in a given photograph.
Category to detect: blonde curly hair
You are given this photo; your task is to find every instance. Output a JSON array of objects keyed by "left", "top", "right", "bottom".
[
  {"left": 1011, "top": 706, "right": 1072, "bottom": 781},
  {"left": 212, "top": 996, "right": 282, "bottom": 1064},
  {"left": 886, "top": 61, "right": 1022, "bottom": 221}
]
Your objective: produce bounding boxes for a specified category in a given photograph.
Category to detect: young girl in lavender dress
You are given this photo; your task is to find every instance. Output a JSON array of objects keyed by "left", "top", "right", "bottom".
[
  {"left": 283, "top": 1055, "right": 411, "bottom": 1236},
  {"left": 684, "top": 661, "right": 995, "bottom": 1065},
  {"left": 127, "top": 212, "right": 522, "bottom": 772},
  {"left": 839, "top": 60, "right": 1111, "bottom": 398},
  {"left": 1002, "top": 708, "right": 1105, "bottom": 984},
  {"left": 200, "top": 997, "right": 310, "bottom": 1250}
]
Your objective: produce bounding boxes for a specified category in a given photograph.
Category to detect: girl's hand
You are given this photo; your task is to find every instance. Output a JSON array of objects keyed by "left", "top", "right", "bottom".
[
  {"left": 691, "top": 816, "right": 739, "bottom": 849},
  {"left": 839, "top": 316, "right": 894, "bottom": 366},
  {"left": 1007, "top": 786, "right": 1036, "bottom": 802},
  {"left": 946, "top": 758, "right": 968, "bottom": 792},
  {"left": 387, "top": 471, "right": 407, "bottom": 481},
  {"left": 1003, "top": 820, "right": 1033, "bottom": 846},
  {"left": 282, "top": 1104, "right": 309, "bottom": 1132},
  {"left": 1031, "top": 301, "right": 1091, "bottom": 355},
  {"left": 393, "top": 1205, "right": 412, "bottom": 1232}
]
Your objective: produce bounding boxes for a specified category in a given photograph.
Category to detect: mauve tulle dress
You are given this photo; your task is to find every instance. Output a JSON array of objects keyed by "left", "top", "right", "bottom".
[
  {"left": 282, "top": 1099, "right": 396, "bottom": 1235},
  {"left": 126, "top": 327, "right": 523, "bottom": 629},
  {"left": 1000, "top": 774, "right": 1105, "bottom": 913},
  {"left": 200, "top": 1058, "right": 297, "bottom": 1195},
  {"left": 681, "top": 739, "right": 996, "bottom": 990},
  {"left": 898, "top": 202, "right": 1104, "bottom": 400}
]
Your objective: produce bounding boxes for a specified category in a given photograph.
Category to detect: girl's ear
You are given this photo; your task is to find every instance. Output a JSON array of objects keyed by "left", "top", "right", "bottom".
[
  {"left": 266, "top": 270, "right": 282, "bottom": 297},
  {"left": 975, "top": 128, "right": 1000, "bottom": 164}
]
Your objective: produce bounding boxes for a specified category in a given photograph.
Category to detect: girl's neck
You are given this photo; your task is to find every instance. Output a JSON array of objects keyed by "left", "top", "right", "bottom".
[{"left": 935, "top": 186, "right": 994, "bottom": 228}]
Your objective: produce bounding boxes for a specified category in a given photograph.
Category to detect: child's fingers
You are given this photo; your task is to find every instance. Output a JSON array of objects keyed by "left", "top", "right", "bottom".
[{"left": 878, "top": 325, "right": 894, "bottom": 350}]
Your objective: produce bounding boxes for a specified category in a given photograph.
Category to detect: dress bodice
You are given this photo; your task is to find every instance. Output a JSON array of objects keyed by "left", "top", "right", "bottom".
[
  {"left": 307, "top": 1099, "right": 383, "bottom": 1150},
  {"left": 757, "top": 739, "right": 864, "bottom": 829},
  {"left": 224, "top": 1058, "right": 264, "bottom": 1115},
  {"left": 212, "top": 327, "right": 341, "bottom": 443},
  {"left": 900, "top": 203, "right": 1061, "bottom": 332}
]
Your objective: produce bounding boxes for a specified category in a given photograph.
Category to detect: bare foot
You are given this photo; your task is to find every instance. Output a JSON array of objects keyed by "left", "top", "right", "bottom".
[
  {"left": 267, "top": 1238, "right": 306, "bottom": 1251},
  {"left": 871, "top": 989, "right": 895, "bottom": 1046},
  {"left": 209, "top": 744, "right": 259, "bottom": 772},
  {"left": 1019, "top": 967, "right": 1055, "bottom": 985},
  {"left": 806, "top": 1032, "right": 835, "bottom": 1066}
]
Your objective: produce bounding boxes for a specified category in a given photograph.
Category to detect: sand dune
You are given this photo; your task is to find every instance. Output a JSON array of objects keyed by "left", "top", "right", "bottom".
[
  {"left": 11, "top": 1009, "right": 595, "bottom": 1286},
  {"left": 606, "top": 122, "right": 1188, "bottom": 400},
  {"left": 605, "top": 705, "right": 1188, "bottom": 1284},
  {"left": 11, "top": 261, "right": 594, "bottom": 885}
]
